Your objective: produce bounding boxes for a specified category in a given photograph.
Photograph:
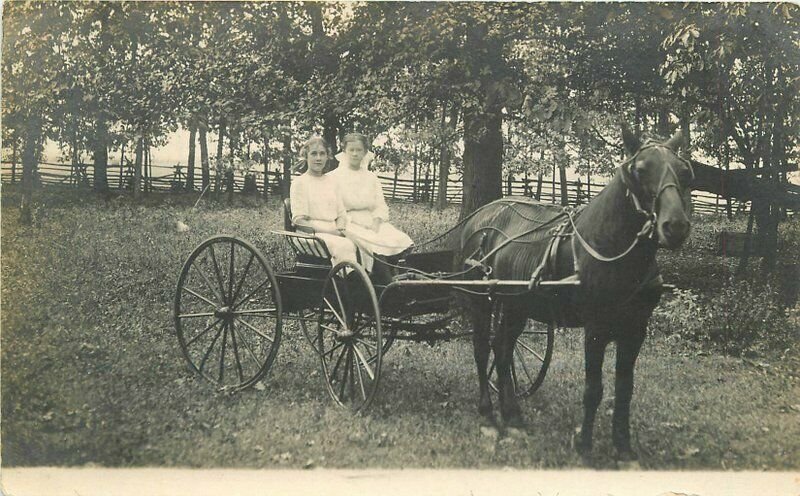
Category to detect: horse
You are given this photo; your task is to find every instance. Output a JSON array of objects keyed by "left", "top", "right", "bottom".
[{"left": 456, "top": 127, "right": 694, "bottom": 462}]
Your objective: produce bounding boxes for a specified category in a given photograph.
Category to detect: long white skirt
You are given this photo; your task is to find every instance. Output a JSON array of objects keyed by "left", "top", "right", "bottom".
[
  {"left": 344, "top": 222, "right": 413, "bottom": 273},
  {"left": 301, "top": 220, "right": 359, "bottom": 268}
]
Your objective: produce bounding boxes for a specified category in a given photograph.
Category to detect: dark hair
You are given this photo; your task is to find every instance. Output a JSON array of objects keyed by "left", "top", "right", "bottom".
[{"left": 341, "top": 132, "right": 369, "bottom": 151}]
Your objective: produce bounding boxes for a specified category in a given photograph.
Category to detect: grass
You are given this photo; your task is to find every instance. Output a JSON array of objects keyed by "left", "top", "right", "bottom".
[{"left": 1, "top": 185, "right": 799, "bottom": 470}]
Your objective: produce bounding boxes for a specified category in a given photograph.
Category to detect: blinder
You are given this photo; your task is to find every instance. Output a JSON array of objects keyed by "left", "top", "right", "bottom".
[{"left": 620, "top": 144, "right": 694, "bottom": 241}]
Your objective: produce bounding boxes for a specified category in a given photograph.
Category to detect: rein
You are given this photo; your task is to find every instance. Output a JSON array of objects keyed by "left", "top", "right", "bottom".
[{"left": 568, "top": 143, "right": 693, "bottom": 263}]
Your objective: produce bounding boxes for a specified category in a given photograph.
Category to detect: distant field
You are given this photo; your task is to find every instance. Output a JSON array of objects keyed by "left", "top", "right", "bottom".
[{"left": 1, "top": 186, "right": 798, "bottom": 470}]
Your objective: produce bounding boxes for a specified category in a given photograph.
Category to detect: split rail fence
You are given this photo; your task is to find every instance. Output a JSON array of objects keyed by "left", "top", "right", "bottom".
[{"left": 0, "top": 160, "right": 746, "bottom": 216}]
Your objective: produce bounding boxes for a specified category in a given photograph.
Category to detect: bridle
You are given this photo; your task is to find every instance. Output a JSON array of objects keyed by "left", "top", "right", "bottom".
[
  {"left": 561, "top": 143, "right": 694, "bottom": 267},
  {"left": 619, "top": 143, "right": 695, "bottom": 240}
]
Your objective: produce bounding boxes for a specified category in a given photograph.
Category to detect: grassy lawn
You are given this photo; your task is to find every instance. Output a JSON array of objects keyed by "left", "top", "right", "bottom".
[{"left": 2, "top": 186, "right": 798, "bottom": 470}]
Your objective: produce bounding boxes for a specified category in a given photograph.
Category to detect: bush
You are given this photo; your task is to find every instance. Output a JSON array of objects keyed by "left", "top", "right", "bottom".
[
  {"left": 705, "top": 278, "right": 794, "bottom": 356},
  {"left": 652, "top": 278, "right": 795, "bottom": 357}
]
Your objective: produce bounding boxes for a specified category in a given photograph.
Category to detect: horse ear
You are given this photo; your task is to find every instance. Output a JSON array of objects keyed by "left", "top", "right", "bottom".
[
  {"left": 621, "top": 124, "right": 641, "bottom": 157},
  {"left": 664, "top": 129, "right": 685, "bottom": 152}
]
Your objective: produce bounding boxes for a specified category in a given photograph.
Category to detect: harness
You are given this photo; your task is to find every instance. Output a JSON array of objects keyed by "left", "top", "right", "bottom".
[
  {"left": 619, "top": 142, "right": 695, "bottom": 232},
  {"left": 464, "top": 143, "right": 693, "bottom": 295},
  {"left": 566, "top": 143, "right": 694, "bottom": 262}
]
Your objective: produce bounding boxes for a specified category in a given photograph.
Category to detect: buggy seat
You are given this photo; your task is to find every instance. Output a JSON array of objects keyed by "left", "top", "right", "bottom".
[{"left": 272, "top": 198, "right": 363, "bottom": 270}]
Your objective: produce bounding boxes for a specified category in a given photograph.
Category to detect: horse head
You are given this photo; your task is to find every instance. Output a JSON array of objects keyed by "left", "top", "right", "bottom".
[{"left": 621, "top": 127, "right": 694, "bottom": 249}]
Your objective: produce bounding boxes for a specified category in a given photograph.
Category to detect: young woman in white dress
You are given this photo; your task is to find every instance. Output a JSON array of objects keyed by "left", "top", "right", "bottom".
[
  {"left": 290, "top": 136, "right": 359, "bottom": 267},
  {"left": 330, "top": 133, "right": 413, "bottom": 271}
]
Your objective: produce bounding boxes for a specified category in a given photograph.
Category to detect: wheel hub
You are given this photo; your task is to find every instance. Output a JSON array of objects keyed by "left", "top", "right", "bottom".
[{"left": 215, "top": 306, "right": 232, "bottom": 318}]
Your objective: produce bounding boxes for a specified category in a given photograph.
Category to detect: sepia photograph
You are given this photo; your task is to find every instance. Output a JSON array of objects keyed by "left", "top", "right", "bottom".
[{"left": 1, "top": 1, "right": 798, "bottom": 494}]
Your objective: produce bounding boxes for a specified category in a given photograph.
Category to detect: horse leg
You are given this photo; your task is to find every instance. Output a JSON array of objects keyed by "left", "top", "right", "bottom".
[
  {"left": 471, "top": 299, "right": 494, "bottom": 424},
  {"left": 577, "top": 327, "right": 608, "bottom": 455},
  {"left": 612, "top": 327, "right": 646, "bottom": 462},
  {"left": 495, "top": 303, "right": 527, "bottom": 429}
]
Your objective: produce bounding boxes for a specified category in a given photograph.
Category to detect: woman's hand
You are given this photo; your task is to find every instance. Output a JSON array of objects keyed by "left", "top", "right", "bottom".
[
  {"left": 336, "top": 217, "right": 347, "bottom": 235},
  {"left": 371, "top": 218, "right": 382, "bottom": 232}
]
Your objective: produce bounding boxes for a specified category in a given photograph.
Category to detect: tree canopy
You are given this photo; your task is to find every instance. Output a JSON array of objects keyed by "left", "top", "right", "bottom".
[{"left": 2, "top": 2, "right": 798, "bottom": 219}]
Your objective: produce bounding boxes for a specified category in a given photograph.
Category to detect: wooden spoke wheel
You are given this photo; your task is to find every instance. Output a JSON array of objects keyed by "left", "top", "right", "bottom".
[
  {"left": 298, "top": 309, "right": 320, "bottom": 354},
  {"left": 317, "top": 261, "right": 382, "bottom": 412},
  {"left": 488, "top": 301, "right": 554, "bottom": 398},
  {"left": 175, "top": 236, "right": 282, "bottom": 391},
  {"left": 375, "top": 284, "right": 400, "bottom": 359}
]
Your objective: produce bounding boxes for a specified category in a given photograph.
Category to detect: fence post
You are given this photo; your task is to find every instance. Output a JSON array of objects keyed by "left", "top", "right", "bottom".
[{"left": 586, "top": 172, "right": 591, "bottom": 199}]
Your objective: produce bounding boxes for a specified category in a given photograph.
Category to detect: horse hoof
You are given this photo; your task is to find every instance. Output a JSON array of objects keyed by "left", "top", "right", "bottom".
[
  {"left": 502, "top": 414, "right": 526, "bottom": 429},
  {"left": 573, "top": 429, "right": 591, "bottom": 456},
  {"left": 479, "top": 411, "right": 497, "bottom": 427}
]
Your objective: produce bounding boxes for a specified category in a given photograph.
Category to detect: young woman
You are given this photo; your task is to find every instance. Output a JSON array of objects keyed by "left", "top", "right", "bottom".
[
  {"left": 290, "top": 136, "right": 359, "bottom": 267},
  {"left": 330, "top": 133, "right": 413, "bottom": 266}
]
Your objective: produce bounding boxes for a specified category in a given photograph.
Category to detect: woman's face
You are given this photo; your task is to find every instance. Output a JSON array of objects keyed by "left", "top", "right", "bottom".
[
  {"left": 306, "top": 142, "right": 328, "bottom": 175},
  {"left": 344, "top": 140, "right": 366, "bottom": 169}
]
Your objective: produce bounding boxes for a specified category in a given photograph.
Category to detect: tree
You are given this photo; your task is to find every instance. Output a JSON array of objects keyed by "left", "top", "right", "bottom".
[
  {"left": 662, "top": 3, "right": 800, "bottom": 271},
  {"left": 2, "top": 2, "right": 73, "bottom": 222}
]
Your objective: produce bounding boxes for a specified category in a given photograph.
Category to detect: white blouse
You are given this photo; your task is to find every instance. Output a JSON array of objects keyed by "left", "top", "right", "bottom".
[
  {"left": 329, "top": 166, "right": 389, "bottom": 227},
  {"left": 290, "top": 173, "right": 346, "bottom": 225}
]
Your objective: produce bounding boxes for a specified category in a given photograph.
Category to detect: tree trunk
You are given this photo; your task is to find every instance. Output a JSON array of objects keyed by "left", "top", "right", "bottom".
[
  {"left": 119, "top": 142, "right": 125, "bottom": 190},
  {"left": 93, "top": 112, "right": 109, "bottom": 193},
  {"left": 186, "top": 122, "right": 197, "bottom": 190},
  {"left": 634, "top": 95, "right": 643, "bottom": 135},
  {"left": 680, "top": 104, "right": 691, "bottom": 152},
  {"left": 436, "top": 106, "right": 455, "bottom": 210},
  {"left": 11, "top": 137, "right": 18, "bottom": 184},
  {"left": 133, "top": 135, "right": 143, "bottom": 199},
  {"left": 263, "top": 135, "right": 270, "bottom": 199},
  {"left": 20, "top": 115, "right": 42, "bottom": 225},
  {"left": 215, "top": 117, "right": 226, "bottom": 193},
  {"left": 199, "top": 121, "right": 210, "bottom": 190},
  {"left": 226, "top": 120, "right": 238, "bottom": 204},
  {"left": 423, "top": 146, "right": 431, "bottom": 202},
  {"left": 70, "top": 119, "right": 79, "bottom": 186},
  {"left": 412, "top": 128, "right": 418, "bottom": 203},
  {"left": 460, "top": 106, "right": 503, "bottom": 219},
  {"left": 282, "top": 133, "right": 292, "bottom": 199},
  {"left": 535, "top": 172, "right": 543, "bottom": 200},
  {"left": 551, "top": 150, "right": 556, "bottom": 204},
  {"left": 229, "top": 120, "right": 239, "bottom": 160},
  {"left": 144, "top": 142, "right": 151, "bottom": 193},
  {"left": 323, "top": 114, "right": 339, "bottom": 171},
  {"left": 656, "top": 105, "right": 670, "bottom": 137},
  {"left": 559, "top": 156, "right": 569, "bottom": 206},
  {"left": 737, "top": 205, "right": 757, "bottom": 276},
  {"left": 523, "top": 169, "right": 530, "bottom": 196}
]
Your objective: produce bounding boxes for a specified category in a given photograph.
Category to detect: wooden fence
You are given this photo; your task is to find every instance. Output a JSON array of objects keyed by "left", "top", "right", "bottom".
[{"left": 0, "top": 160, "right": 750, "bottom": 215}]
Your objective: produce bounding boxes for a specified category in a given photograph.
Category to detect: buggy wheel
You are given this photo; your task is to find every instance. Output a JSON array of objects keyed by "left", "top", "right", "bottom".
[
  {"left": 376, "top": 284, "right": 400, "bottom": 358},
  {"left": 488, "top": 301, "right": 554, "bottom": 398},
  {"left": 317, "top": 261, "right": 382, "bottom": 412},
  {"left": 174, "top": 235, "right": 282, "bottom": 391},
  {"left": 297, "top": 309, "right": 320, "bottom": 353}
]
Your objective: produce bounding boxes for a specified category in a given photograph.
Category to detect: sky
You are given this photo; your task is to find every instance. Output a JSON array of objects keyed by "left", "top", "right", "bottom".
[{"left": 35, "top": 127, "right": 800, "bottom": 186}]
